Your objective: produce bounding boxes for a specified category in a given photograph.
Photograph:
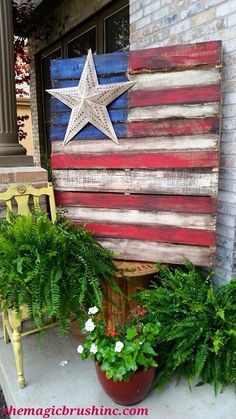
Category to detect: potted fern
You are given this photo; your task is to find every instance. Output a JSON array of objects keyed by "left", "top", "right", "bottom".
[
  {"left": 77, "top": 306, "right": 160, "bottom": 405},
  {"left": 0, "top": 211, "right": 119, "bottom": 335},
  {"left": 136, "top": 262, "right": 236, "bottom": 394}
]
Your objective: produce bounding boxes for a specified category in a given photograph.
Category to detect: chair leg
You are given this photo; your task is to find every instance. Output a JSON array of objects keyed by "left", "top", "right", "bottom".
[
  {"left": 2, "top": 309, "right": 10, "bottom": 344},
  {"left": 12, "top": 328, "right": 25, "bottom": 389}
]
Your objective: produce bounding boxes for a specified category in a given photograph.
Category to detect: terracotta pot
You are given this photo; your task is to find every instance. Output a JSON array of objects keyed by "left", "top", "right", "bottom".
[{"left": 95, "top": 363, "right": 156, "bottom": 405}]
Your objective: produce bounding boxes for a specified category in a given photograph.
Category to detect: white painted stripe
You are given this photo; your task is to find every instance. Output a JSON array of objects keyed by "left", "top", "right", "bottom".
[
  {"left": 128, "top": 68, "right": 220, "bottom": 90},
  {"left": 128, "top": 103, "right": 219, "bottom": 121},
  {"left": 64, "top": 207, "right": 215, "bottom": 230},
  {"left": 53, "top": 169, "right": 218, "bottom": 196},
  {"left": 98, "top": 238, "right": 215, "bottom": 266},
  {"left": 52, "top": 135, "right": 218, "bottom": 154}
]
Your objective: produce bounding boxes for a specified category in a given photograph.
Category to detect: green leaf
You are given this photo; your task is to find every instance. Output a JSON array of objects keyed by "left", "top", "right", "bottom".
[{"left": 126, "top": 326, "right": 137, "bottom": 340}]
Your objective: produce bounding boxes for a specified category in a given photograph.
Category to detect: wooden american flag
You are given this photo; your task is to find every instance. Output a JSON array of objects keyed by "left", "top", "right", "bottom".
[{"left": 50, "top": 41, "right": 222, "bottom": 267}]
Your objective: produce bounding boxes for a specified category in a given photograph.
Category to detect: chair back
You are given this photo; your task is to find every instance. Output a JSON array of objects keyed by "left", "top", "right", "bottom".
[{"left": 0, "top": 182, "right": 56, "bottom": 223}]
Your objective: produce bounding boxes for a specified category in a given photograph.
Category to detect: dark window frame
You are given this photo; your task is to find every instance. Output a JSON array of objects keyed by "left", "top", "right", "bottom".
[{"left": 36, "top": 0, "right": 129, "bottom": 159}]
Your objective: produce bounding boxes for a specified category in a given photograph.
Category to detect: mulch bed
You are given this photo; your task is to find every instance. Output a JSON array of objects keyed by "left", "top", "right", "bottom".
[{"left": 0, "top": 387, "right": 9, "bottom": 419}]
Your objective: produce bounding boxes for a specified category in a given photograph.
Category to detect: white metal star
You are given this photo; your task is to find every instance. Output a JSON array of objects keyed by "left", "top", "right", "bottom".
[{"left": 47, "top": 49, "right": 135, "bottom": 146}]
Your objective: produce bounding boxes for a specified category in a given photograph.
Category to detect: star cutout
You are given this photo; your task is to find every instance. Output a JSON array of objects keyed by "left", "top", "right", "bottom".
[{"left": 47, "top": 49, "right": 135, "bottom": 146}]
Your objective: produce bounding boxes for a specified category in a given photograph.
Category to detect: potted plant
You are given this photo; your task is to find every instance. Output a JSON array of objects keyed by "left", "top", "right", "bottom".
[
  {"left": 77, "top": 305, "right": 161, "bottom": 405},
  {"left": 135, "top": 261, "right": 236, "bottom": 394},
  {"left": 0, "top": 211, "right": 119, "bottom": 336}
]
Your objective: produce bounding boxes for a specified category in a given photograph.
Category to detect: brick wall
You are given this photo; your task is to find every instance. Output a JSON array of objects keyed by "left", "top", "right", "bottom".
[{"left": 130, "top": 0, "right": 236, "bottom": 284}]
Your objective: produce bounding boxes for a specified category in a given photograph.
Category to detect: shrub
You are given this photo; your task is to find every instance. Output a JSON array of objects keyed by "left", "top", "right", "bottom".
[
  {"left": 136, "top": 261, "right": 236, "bottom": 394},
  {"left": 0, "top": 211, "right": 119, "bottom": 336}
]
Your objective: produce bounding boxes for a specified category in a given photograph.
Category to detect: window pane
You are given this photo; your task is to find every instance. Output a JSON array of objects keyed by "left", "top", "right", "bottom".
[
  {"left": 104, "top": 5, "right": 129, "bottom": 53},
  {"left": 41, "top": 48, "right": 62, "bottom": 154},
  {"left": 42, "top": 48, "right": 61, "bottom": 89},
  {"left": 67, "top": 27, "right": 96, "bottom": 58}
]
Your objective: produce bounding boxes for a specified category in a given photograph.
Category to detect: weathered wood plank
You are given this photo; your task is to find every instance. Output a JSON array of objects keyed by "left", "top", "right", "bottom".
[
  {"left": 51, "top": 151, "right": 218, "bottom": 169},
  {"left": 53, "top": 75, "right": 128, "bottom": 88},
  {"left": 128, "top": 118, "right": 219, "bottom": 137},
  {"left": 50, "top": 103, "right": 219, "bottom": 125},
  {"left": 129, "top": 41, "right": 222, "bottom": 73},
  {"left": 75, "top": 222, "right": 215, "bottom": 246},
  {"left": 49, "top": 93, "right": 128, "bottom": 113},
  {"left": 128, "top": 68, "right": 221, "bottom": 90},
  {"left": 98, "top": 238, "right": 215, "bottom": 266},
  {"left": 52, "top": 136, "right": 218, "bottom": 154},
  {"left": 49, "top": 108, "right": 128, "bottom": 124},
  {"left": 128, "top": 103, "right": 219, "bottom": 120},
  {"left": 51, "top": 118, "right": 219, "bottom": 141},
  {"left": 64, "top": 207, "right": 216, "bottom": 230},
  {"left": 50, "top": 122, "right": 127, "bottom": 141},
  {"left": 55, "top": 192, "right": 217, "bottom": 214},
  {"left": 51, "top": 51, "right": 128, "bottom": 80},
  {"left": 53, "top": 169, "right": 218, "bottom": 196},
  {"left": 129, "top": 85, "right": 220, "bottom": 107}
]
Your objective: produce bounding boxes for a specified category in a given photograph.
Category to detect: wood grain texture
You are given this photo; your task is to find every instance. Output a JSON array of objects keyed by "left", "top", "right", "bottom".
[
  {"left": 75, "top": 222, "right": 215, "bottom": 246},
  {"left": 49, "top": 93, "right": 128, "bottom": 113},
  {"left": 52, "top": 136, "right": 218, "bottom": 154},
  {"left": 51, "top": 117, "right": 219, "bottom": 141},
  {"left": 129, "top": 85, "right": 220, "bottom": 107},
  {"left": 64, "top": 207, "right": 216, "bottom": 230},
  {"left": 99, "top": 238, "right": 215, "bottom": 266},
  {"left": 51, "top": 51, "right": 128, "bottom": 80},
  {"left": 53, "top": 169, "right": 218, "bottom": 196},
  {"left": 128, "top": 68, "right": 221, "bottom": 90},
  {"left": 128, "top": 103, "right": 219, "bottom": 120},
  {"left": 50, "top": 122, "right": 127, "bottom": 141},
  {"left": 51, "top": 151, "right": 218, "bottom": 169},
  {"left": 49, "top": 41, "right": 222, "bottom": 267},
  {"left": 50, "top": 108, "right": 128, "bottom": 124},
  {"left": 53, "top": 75, "right": 128, "bottom": 88},
  {"left": 128, "top": 118, "right": 219, "bottom": 137},
  {"left": 129, "top": 41, "right": 222, "bottom": 73},
  {"left": 55, "top": 192, "right": 217, "bottom": 214},
  {"left": 50, "top": 103, "right": 219, "bottom": 125}
]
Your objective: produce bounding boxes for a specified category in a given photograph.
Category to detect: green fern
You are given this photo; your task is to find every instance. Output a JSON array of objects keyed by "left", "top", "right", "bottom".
[
  {"left": 0, "top": 211, "right": 119, "bottom": 336},
  {"left": 136, "top": 261, "right": 236, "bottom": 394}
]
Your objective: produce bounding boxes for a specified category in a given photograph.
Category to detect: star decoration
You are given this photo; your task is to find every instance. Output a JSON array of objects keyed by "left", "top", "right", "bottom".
[{"left": 46, "top": 49, "right": 135, "bottom": 146}]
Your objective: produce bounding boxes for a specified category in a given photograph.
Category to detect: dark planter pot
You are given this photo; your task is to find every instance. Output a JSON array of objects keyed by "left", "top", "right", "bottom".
[{"left": 95, "top": 363, "right": 156, "bottom": 405}]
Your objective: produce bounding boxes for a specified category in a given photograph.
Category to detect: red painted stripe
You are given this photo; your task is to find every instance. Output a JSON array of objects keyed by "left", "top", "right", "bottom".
[
  {"left": 128, "top": 118, "right": 219, "bottom": 137},
  {"left": 129, "top": 41, "right": 222, "bottom": 73},
  {"left": 75, "top": 223, "right": 215, "bottom": 246},
  {"left": 55, "top": 192, "right": 217, "bottom": 214},
  {"left": 129, "top": 85, "right": 220, "bottom": 108},
  {"left": 51, "top": 151, "right": 218, "bottom": 169}
]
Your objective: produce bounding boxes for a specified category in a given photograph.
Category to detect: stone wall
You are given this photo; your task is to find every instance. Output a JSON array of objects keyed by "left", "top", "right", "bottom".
[{"left": 130, "top": 0, "right": 236, "bottom": 284}]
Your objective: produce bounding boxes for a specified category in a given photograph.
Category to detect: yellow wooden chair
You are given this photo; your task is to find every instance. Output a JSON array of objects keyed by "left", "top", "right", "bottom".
[{"left": 0, "top": 182, "right": 57, "bottom": 388}]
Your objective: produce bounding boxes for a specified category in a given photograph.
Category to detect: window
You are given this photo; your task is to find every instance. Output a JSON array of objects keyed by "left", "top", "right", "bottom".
[
  {"left": 37, "top": 0, "right": 129, "bottom": 157},
  {"left": 67, "top": 27, "right": 96, "bottom": 58},
  {"left": 104, "top": 5, "right": 129, "bottom": 53}
]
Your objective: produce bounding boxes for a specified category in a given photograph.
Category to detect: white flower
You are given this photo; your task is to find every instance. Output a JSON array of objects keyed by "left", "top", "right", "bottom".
[
  {"left": 115, "top": 341, "right": 124, "bottom": 353},
  {"left": 88, "top": 306, "right": 99, "bottom": 315},
  {"left": 90, "top": 343, "right": 98, "bottom": 354},
  {"left": 85, "top": 318, "right": 96, "bottom": 332},
  {"left": 77, "top": 345, "right": 84, "bottom": 354}
]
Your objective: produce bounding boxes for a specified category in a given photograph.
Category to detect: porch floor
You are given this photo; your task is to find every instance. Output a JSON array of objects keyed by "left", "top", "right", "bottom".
[{"left": 0, "top": 326, "right": 235, "bottom": 419}]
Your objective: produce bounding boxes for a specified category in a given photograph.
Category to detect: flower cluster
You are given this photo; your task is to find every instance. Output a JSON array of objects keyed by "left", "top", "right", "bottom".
[
  {"left": 76, "top": 306, "right": 161, "bottom": 382},
  {"left": 77, "top": 306, "right": 125, "bottom": 356}
]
